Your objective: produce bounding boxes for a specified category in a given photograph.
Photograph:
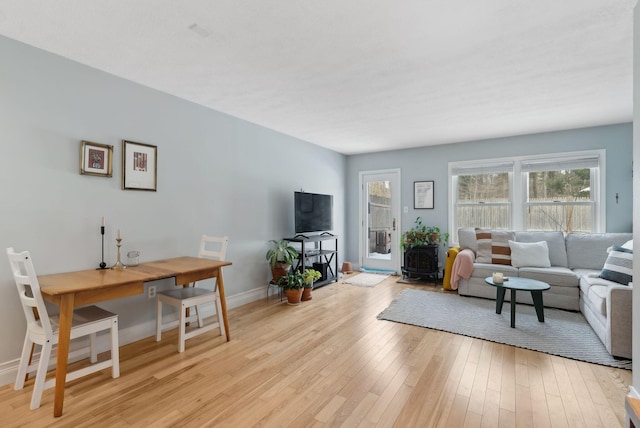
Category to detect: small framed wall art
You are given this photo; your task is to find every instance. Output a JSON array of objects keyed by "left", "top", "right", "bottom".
[
  {"left": 122, "top": 140, "right": 157, "bottom": 191},
  {"left": 80, "top": 140, "right": 113, "bottom": 177},
  {"left": 414, "top": 180, "right": 434, "bottom": 209}
]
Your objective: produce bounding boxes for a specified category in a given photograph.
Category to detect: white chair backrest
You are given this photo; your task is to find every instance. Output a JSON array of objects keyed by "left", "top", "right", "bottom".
[
  {"left": 198, "top": 235, "right": 228, "bottom": 261},
  {"left": 6, "top": 248, "right": 53, "bottom": 339}
]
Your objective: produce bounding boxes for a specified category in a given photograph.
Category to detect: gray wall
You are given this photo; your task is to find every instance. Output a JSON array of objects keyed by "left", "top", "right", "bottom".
[
  {"left": 632, "top": 1, "right": 640, "bottom": 394},
  {"left": 345, "top": 123, "right": 632, "bottom": 264},
  {"left": 0, "top": 36, "right": 346, "bottom": 365}
]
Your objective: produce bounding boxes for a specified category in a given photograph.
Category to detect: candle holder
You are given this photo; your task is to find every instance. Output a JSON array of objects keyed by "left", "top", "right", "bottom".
[
  {"left": 111, "top": 238, "right": 127, "bottom": 270},
  {"left": 97, "top": 226, "right": 108, "bottom": 270}
]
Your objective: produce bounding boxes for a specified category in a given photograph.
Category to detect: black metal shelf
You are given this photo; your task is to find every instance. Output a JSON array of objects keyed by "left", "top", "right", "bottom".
[{"left": 283, "top": 234, "right": 339, "bottom": 289}]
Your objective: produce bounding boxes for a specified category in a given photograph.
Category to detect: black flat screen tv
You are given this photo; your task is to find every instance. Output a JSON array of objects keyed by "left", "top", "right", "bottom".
[{"left": 294, "top": 192, "right": 333, "bottom": 234}]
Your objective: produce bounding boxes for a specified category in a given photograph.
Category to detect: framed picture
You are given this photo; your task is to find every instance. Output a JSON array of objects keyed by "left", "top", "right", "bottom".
[
  {"left": 80, "top": 141, "right": 113, "bottom": 177},
  {"left": 414, "top": 181, "right": 434, "bottom": 209},
  {"left": 122, "top": 140, "right": 157, "bottom": 191}
]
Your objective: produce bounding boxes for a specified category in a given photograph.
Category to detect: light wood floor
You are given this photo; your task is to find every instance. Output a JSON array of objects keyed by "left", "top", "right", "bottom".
[{"left": 0, "top": 275, "right": 632, "bottom": 427}]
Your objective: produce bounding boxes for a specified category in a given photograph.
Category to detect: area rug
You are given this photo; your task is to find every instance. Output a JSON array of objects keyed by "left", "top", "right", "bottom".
[
  {"left": 343, "top": 273, "right": 389, "bottom": 287},
  {"left": 377, "top": 289, "right": 631, "bottom": 369}
]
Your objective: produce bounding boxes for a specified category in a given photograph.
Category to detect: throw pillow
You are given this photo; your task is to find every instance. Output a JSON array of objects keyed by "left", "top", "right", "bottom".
[
  {"left": 509, "top": 240, "right": 551, "bottom": 268},
  {"left": 475, "top": 229, "right": 492, "bottom": 263},
  {"left": 490, "top": 231, "right": 513, "bottom": 265},
  {"left": 474, "top": 229, "right": 514, "bottom": 265},
  {"left": 599, "top": 245, "right": 633, "bottom": 285}
]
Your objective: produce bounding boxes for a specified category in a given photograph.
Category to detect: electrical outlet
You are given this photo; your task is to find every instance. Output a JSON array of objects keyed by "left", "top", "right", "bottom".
[{"left": 148, "top": 285, "right": 156, "bottom": 299}]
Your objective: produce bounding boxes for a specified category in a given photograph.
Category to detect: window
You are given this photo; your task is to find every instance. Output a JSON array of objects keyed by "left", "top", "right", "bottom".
[
  {"left": 449, "top": 151, "right": 604, "bottom": 239},
  {"left": 451, "top": 161, "right": 513, "bottom": 230},
  {"left": 522, "top": 155, "right": 599, "bottom": 233}
]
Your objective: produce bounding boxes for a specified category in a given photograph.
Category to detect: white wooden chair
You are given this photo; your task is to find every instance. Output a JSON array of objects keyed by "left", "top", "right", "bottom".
[
  {"left": 6, "top": 248, "right": 120, "bottom": 410},
  {"left": 156, "top": 235, "right": 228, "bottom": 352}
]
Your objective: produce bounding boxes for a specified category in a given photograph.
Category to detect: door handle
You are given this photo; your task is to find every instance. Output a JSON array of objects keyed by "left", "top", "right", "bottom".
[{"left": 393, "top": 218, "right": 396, "bottom": 231}]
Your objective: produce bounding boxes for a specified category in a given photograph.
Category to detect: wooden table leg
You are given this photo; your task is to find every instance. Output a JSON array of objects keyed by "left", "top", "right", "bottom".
[
  {"left": 53, "top": 293, "right": 75, "bottom": 417},
  {"left": 217, "top": 268, "right": 231, "bottom": 341}
]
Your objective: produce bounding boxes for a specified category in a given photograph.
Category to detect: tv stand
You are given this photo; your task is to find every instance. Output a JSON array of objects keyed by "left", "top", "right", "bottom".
[{"left": 283, "top": 234, "right": 339, "bottom": 288}]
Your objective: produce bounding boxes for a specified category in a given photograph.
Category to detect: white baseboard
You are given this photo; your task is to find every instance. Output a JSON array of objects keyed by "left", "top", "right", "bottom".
[{"left": 0, "top": 285, "right": 267, "bottom": 387}]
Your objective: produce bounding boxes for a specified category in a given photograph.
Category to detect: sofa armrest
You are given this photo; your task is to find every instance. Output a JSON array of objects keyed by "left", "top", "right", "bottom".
[{"left": 606, "top": 283, "right": 633, "bottom": 359}]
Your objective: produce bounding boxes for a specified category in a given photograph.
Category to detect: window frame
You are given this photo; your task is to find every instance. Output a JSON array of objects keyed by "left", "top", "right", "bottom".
[{"left": 448, "top": 150, "right": 605, "bottom": 243}]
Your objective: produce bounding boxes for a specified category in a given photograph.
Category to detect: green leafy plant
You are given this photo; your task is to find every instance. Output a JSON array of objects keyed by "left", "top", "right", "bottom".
[
  {"left": 276, "top": 271, "right": 305, "bottom": 290},
  {"left": 301, "top": 269, "right": 322, "bottom": 287},
  {"left": 401, "top": 217, "right": 449, "bottom": 250},
  {"left": 265, "top": 240, "right": 298, "bottom": 268}
]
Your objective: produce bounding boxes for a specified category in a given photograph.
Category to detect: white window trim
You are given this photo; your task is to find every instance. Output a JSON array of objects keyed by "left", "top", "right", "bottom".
[{"left": 448, "top": 150, "right": 606, "bottom": 243}]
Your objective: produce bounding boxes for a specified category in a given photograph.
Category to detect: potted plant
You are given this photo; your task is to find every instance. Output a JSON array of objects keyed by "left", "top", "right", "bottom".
[
  {"left": 401, "top": 217, "right": 449, "bottom": 250},
  {"left": 401, "top": 217, "right": 428, "bottom": 250},
  {"left": 301, "top": 268, "right": 322, "bottom": 301},
  {"left": 266, "top": 240, "right": 298, "bottom": 282},
  {"left": 276, "top": 271, "right": 305, "bottom": 305}
]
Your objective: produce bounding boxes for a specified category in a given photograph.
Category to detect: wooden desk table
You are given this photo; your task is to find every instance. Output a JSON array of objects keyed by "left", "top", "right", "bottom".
[{"left": 37, "top": 256, "right": 232, "bottom": 417}]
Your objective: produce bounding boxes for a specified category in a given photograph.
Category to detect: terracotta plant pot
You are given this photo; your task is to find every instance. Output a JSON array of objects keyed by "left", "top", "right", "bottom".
[
  {"left": 302, "top": 287, "right": 312, "bottom": 301},
  {"left": 341, "top": 262, "right": 353, "bottom": 274},
  {"left": 285, "top": 288, "right": 303, "bottom": 305},
  {"left": 271, "top": 262, "right": 291, "bottom": 283}
]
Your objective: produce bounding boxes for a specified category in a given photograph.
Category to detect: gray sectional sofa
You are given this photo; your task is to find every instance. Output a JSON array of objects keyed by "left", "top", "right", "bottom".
[{"left": 455, "top": 228, "right": 633, "bottom": 359}]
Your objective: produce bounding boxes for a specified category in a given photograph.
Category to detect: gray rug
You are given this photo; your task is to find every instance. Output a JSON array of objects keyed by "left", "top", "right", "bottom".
[{"left": 377, "top": 289, "right": 631, "bottom": 369}]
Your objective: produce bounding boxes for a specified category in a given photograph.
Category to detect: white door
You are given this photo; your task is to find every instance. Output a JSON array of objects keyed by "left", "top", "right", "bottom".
[{"left": 359, "top": 169, "right": 401, "bottom": 273}]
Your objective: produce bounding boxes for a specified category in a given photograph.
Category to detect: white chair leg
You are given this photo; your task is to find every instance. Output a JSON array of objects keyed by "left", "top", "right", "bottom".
[
  {"left": 215, "top": 296, "right": 226, "bottom": 340},
  {"left": 156, "top": 298, "right": 163, "bottom": 342},
  {"left": 179, "top": 303, "right": 187, "bottom": 353},
  {"left": 110, "top": 318, "right": 120, "bottom": 378},
  {"left": 89, "top": 333, "right": 97, "bottom": 363},
  {"left": 30, "top": 340, "right": 52, "bottom": 410},
  {"left": 15, "top": 336, "right": 33, "bottom": 390}
]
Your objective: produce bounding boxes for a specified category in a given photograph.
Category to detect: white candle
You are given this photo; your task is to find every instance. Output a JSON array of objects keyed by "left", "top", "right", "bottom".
[
  {"left": 117, "top": 229, "right": 121, "bottom": 240},
  {"left": 101, "top": 216, "right": 105, "bottom": 227},
  {"left": 492, "top": 272, "right": 503, "bottom": 283}
]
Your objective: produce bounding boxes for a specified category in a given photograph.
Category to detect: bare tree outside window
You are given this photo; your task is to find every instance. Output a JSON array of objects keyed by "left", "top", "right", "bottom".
[
  {"left": 450, "top": 152, "right": 602, "bottom": 236},
  {"left": 527, "top": 169, "right": 592, "bottom": 233},
  {"left": 456, "top": 172, "right": 510, "bottom": 230}
]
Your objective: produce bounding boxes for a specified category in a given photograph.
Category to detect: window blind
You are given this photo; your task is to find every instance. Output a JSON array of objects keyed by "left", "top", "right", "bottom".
[
  {"left": 451, "top": 161, "right": 514, "bottom": 176},
  {"left": 520, "top": 155, "right": 599, "bottom": 173}
]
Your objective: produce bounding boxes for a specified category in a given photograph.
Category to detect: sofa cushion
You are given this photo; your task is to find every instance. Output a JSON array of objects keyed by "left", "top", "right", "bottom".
[
  {"left": 475, "top": 229, "right": 492, "bottom": 263},
  {"left": 515, "top": 231, "right": 568, "bottom": 267},
  {"left": 579, "top": 272, "right": 618, "bottom": 317},
  {"left": 599, "top": 245, "right": 633, "bottom": 285},
  {"left": 474, "top": 229, "right": 515, "bottom": 265},
  {"left": 566, "top": 233, "right": 633, "bottom": 270},
  {"left": 518, "top": 266, "right": 578, "bottom": 287},
  {"left": 490, "top": 230, "right": 514, "bottom": 265},
  {"left": 509, "top": 240, "right": 551, "bottom": 268},
  {"left": 586, "top": 285, "right": 608, "bottom": 317},
  {"left": 458, "top": 228, "right": 478, "bottom": 254},
  {"left": 469, "top": 263, "right": 518, "bottom": 279}
]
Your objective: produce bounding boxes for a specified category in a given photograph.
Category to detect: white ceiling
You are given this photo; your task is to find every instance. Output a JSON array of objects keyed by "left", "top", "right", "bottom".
[{"left": 0, "top": 1, "right": 634, "bottom": 155}]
